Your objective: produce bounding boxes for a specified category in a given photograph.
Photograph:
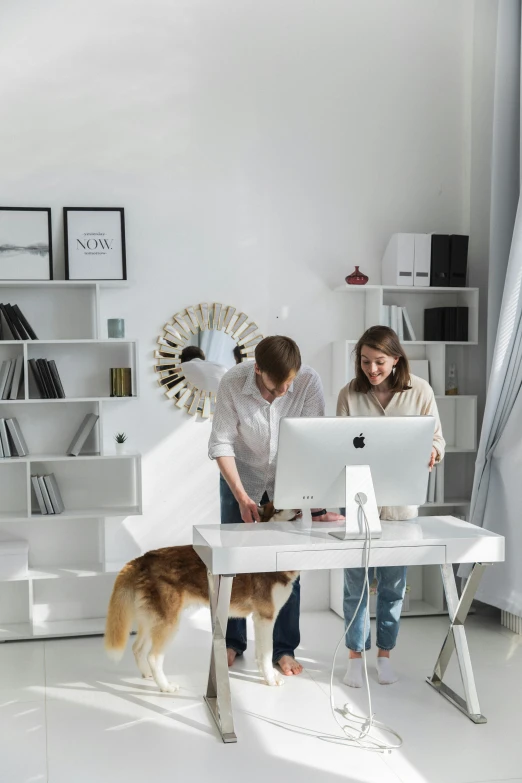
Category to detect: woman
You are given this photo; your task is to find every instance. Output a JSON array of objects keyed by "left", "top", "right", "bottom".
[{"left": 336, "top": 325, "right": 445, "bottom": 688}]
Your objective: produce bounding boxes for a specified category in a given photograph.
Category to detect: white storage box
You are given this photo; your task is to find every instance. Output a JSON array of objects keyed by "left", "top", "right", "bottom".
[
  {"left": 381, "top": 233, "right": 415, "bottom": 286},
  {"left": 0, "top": 533, "right": 29, "bottom": 579}
]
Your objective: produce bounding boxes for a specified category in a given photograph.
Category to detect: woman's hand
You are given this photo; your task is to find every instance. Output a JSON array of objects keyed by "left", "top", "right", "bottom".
[
  {"left": 429, "top": 448, "right": 438, "bottom": 471},
  {"left": 314, "top": 512, "right": 345, "bottom": 522}
]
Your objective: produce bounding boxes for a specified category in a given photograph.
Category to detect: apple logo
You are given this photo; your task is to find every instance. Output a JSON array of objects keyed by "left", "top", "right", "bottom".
[{"left": 353, "top": 433, "right": 365, "bottom": 449}]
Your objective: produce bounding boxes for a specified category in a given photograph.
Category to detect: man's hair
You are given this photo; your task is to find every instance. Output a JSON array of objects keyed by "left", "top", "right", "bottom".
[
  {"left": 233, "top": 345, "right": 242, "bottom": 364},
  {"left": 180, "top": 345, "right": 205, "bottom": 363},
  {"left": 352, "top": 325, "right": 411, "bottom": 393},
  {"left": 254, "top": 336, "right": 302, "bottom": 385}
]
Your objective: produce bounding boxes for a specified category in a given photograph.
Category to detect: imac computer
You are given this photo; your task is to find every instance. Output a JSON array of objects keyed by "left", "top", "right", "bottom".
[{"left": 273, "top": 416, "right": 435, "bottom": 540}]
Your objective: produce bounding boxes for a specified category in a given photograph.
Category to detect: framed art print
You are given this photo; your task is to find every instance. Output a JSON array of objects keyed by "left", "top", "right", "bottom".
[
  {"left": 0, "top": 207, "right": 53, "bottom": 280},
  {"left": 64, "top": 207, "right": 127, "bottom": 281}
]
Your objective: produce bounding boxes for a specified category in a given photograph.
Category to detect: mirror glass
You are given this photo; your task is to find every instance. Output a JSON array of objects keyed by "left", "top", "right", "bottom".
[{"left": 155, "top": 303, "right": 263, "bottom": 419}]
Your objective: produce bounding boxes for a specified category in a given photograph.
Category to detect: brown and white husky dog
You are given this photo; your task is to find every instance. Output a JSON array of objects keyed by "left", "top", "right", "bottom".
[{"left": 104, "top": 504, "right": 299, "bottom": 693}]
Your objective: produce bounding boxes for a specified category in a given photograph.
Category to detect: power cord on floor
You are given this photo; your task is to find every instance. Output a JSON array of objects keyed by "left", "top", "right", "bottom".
[
  {"left": 243, "top": 496, "right": 403, "bottom": 752},
  {"left": 316, "top": 494, "right": 403, "bottom": 752}
]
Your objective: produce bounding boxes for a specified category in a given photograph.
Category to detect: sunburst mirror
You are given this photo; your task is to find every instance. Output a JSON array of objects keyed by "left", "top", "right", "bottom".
[{"left": 155, "top": 303, "right": 263, "bottom": 419}]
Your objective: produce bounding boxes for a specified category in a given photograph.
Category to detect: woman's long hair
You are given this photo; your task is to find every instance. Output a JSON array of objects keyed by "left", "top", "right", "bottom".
[{"left": 351, "top": 325, "right": 411, "bottom": 393}]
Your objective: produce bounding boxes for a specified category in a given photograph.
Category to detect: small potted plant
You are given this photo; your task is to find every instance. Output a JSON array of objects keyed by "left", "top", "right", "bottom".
[{"left": 114, "top": 432, "right": 128, "bottom": 455}]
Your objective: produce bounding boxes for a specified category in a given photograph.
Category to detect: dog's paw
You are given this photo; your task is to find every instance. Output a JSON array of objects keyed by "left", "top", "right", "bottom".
[
  {"left": 141, "top": 673, "right": 153, "bottom": 679},
  {"left": 160, "top": 682, "right": 180, "bottom": 694},
  {"left": 263, "top": 668, "right": 285, "bottom": 687}
]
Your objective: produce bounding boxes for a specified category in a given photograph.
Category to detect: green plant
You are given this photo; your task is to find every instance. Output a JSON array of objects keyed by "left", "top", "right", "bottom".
[{"left": 114, "top": 432, "right": 128, "bottom": 444}]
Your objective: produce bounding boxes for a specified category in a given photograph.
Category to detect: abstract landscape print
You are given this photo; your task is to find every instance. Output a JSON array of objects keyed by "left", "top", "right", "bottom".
[{"left": 0, "top": 208, "right": 52, "bottom": 280}]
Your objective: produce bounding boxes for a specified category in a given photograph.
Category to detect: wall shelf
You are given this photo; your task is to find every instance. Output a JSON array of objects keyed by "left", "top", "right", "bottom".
[
  {"left": 0, "top": 397, "right": 139, "bottom": 403},
  {"left": 0, "top": 280, "right": 141, "bottom": 641},
  {"left": 0, "top": 617, "right": 107, "bottom": 641},
  {"left": 335, "top": 284, "right": 479, "bottom": 294},
  {"left": 0, "top": 339, "right": 136, "bottom": 345},
  {"left": 0, "top": 452, "right": 139, "bottom": 463},
  {"left": 330, "top": 282, "right": 479, "bottom": 620},
  {"left": 29, "top": 506, "right": 141, "bottom": 521},
  {"left": 0, "top": 280, "right": 129, "bottom": 289}
]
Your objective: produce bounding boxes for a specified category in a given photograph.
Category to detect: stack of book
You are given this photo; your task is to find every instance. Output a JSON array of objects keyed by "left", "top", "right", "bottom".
[
  {"left": 28, "top": 359, "right": 66, "bottom": 398},
  {"left": 0, "top": 304, "right": 38, "bottom": 340},
  {"left": 380, "top": 305, "right": 417, "bottom": 341},
  {"left": 31, "top": 473, "right": 65, "bottom": 515},
  {"left": 0, "top": 356, "right": 24, "bottom": 400},
  {"left": 0, "top": 418, "right": 29, "bottom": 457},
  {"left": 424, "top": 307, "right": 468, "bottom": 341}
]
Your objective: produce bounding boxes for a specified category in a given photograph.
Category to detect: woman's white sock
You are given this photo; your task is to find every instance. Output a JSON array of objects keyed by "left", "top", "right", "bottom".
[
  {"left": 343, "top": 657, "right": 364, "bottom": 688},
  {"left": 377, "top": 656, "right": 398, "bottom": 684}
]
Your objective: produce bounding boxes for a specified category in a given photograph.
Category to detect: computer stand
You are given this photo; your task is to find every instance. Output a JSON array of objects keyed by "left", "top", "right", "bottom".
[{"left": 329, "top": 465, "right": 382, "bottom": 540}]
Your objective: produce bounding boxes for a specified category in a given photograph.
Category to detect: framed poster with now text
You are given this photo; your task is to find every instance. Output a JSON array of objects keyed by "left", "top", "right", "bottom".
[{"left": 64, "top": 208, "right": 127, "bottom": 281}]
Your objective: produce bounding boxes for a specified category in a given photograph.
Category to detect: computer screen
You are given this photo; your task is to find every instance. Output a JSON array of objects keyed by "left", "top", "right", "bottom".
[{"left": 274, "top": 416, "right": 435, "bottom": 510}]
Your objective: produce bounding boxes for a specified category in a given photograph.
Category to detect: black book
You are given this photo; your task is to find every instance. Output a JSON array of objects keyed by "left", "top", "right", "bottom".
[
  {"left": 5, "top": 304, "right": 29, "bottom": 340},
  {"left": 455, "top": 306, "right": 469, "bottom": 341},
  {"left": 48, "top": 360, "right": 65, "bottom": 398},
  {"left": 12, "top": 305, "right": 38, "bottom": 340},
  {"left": 449, "top": 235, "right": 469, "bottom": 287},
  {"left": 430, "top": 235, "right": 451, "bottom": 287},
  {"left": 0, "top": 303, "right": 20, "bottom": 339},
  {"left": 443, "top": 307, "right": 457, "bottom": 341},
  {"left": 37, "top": 359, "right": 57, "bottom": 398},
  {"left": 424, "top": 307, "right": 445, "bottom": 341},
  {"left": 28, "top": 359, "right": 48, "bottom": 398}
]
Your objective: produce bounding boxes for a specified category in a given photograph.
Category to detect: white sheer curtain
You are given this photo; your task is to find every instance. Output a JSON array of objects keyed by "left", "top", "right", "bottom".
[{"left": 465, "top": 0, "right": 522, "bottom": 614}]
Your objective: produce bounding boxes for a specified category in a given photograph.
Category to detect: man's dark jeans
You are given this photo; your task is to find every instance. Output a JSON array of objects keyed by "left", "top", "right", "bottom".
[{"left": 219, "top": 476, "right": 300, "bottom": 662}]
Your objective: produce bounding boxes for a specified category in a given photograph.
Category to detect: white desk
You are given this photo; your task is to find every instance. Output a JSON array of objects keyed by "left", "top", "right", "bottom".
[{"left": 193, "top": 515, "right": 505, "bottom": 743}]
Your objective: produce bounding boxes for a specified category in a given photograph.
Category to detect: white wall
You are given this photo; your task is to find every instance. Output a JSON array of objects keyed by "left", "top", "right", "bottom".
[{"left": 0, "top": 0, "right": 474, "bottom": 609}]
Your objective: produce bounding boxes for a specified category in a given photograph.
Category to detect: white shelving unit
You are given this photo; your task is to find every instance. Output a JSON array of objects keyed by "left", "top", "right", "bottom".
[
  {"left": 0, "top": 281, "right": 141, "bottom": 641},
  {"left": 329, "top": 283, "right": 479, "bottom": 618}
]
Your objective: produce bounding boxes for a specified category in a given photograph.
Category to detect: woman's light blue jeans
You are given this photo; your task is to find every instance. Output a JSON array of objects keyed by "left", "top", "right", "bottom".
[{"left": 343, "top": 566, "right": 407, "bottom": 652}]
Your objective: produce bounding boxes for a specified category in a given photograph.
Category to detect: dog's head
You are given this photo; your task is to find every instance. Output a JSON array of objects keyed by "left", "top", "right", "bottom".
[{"left": 258, "top": 502, "right": 300, "bottom": 523}]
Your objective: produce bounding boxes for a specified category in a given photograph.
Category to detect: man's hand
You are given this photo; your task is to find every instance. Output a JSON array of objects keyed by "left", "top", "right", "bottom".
[
  {"left": 238, "top": 496, "right": 261, "bottom": 523},
  {"left": 314, "top": 512, "right": 345, "bottom": 522},
  {"left": 429, "top": 448, "right": 438, "bottom": 471}
]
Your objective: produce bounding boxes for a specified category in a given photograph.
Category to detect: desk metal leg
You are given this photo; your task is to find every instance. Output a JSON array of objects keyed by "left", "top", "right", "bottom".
[
  {"left": 426, "top": 562, "right": 487, "bottom": 724},
  {"left": 204, "top": 572, "right": 237, "bottom": 743}
]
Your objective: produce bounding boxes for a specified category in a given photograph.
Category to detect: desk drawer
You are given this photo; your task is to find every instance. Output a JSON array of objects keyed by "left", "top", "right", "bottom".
[{"left": 276, "top": 545, "right": 446, "bottom": 571}]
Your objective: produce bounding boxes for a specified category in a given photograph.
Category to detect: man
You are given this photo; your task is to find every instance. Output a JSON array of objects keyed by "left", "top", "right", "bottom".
[
  {"left": 208, "top": 335, "right": 342, "bottom": 676},
  {"left": 180, "top": 346, "right": 228, "bottom": 394}
]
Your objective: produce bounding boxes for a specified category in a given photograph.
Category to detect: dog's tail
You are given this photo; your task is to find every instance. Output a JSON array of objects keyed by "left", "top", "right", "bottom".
[{"left": 105, "top": 563, "right": 136, "bottom": 662}]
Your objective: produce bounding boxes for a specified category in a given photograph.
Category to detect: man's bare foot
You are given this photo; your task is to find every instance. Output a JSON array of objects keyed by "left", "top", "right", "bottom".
[
  {"left": 276, "top": 655, "right": 303, "bottom": 676},
  {"left": 227, "top": 648, "right": 238, "bottom": 667}
]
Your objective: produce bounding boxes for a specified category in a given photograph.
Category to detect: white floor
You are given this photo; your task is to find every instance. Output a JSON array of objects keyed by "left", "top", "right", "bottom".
[{"left": 1, "top": 607, "right": 521, "bottom": 783}]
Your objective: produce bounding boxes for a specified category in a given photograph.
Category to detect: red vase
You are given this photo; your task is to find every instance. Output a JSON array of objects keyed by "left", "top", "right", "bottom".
[{"left": 345, "top": 266, "right": 369, "bottom": 286}]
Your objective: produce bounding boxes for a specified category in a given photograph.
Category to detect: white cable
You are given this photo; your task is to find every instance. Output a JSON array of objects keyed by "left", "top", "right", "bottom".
[
  {"left": 315, "top": 495, "right": 403, "bottom": 752},
  {"left": 243, "top": 496, "right": 403, "bottom": 752}
]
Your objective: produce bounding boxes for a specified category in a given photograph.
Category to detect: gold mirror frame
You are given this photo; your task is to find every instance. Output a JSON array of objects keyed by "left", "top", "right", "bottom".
[{"left": 154, "top": 303, "right": 264, "bottom": 419}]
